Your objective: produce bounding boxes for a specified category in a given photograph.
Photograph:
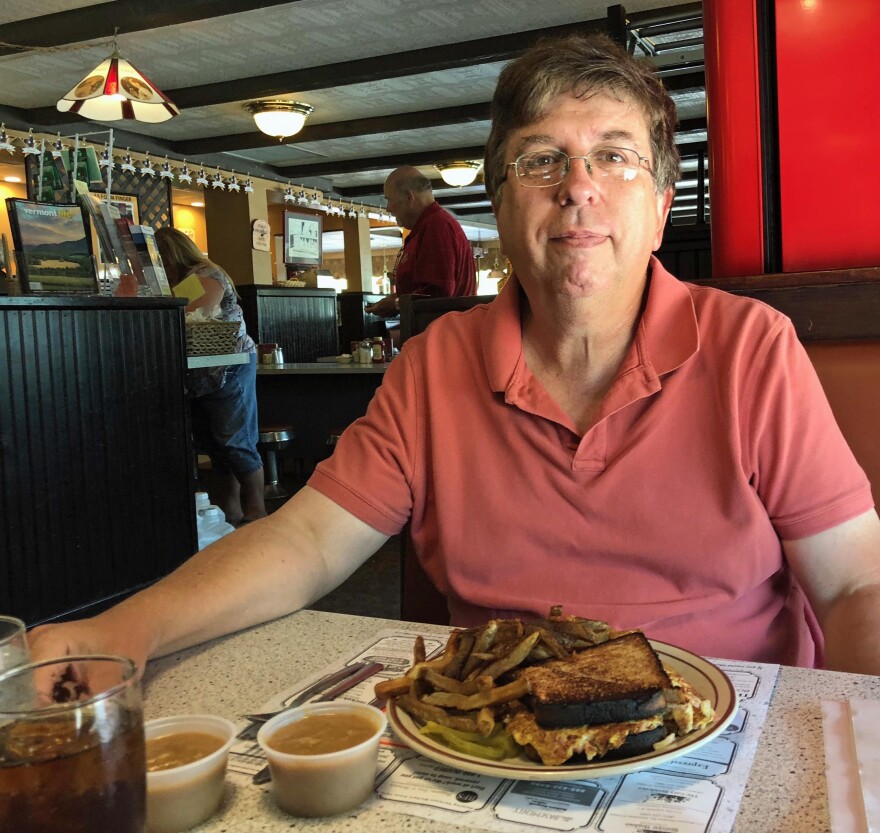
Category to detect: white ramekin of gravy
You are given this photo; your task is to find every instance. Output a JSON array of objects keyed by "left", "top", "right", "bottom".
[
  {"left": 257, "top": 701, "right": 387, "bottom": 817},
  {"left": 144, "top": 714, "right": 237, "bottom": 833}
]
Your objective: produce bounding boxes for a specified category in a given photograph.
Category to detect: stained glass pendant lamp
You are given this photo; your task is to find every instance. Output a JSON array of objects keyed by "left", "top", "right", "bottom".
[{"left": 57, "top": 50, "right": 179, "bottom": 123}]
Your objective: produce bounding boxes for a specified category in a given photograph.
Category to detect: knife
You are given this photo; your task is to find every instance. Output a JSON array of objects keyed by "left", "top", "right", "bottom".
[
  {"left": 251, "top": 661, "right": 385, "bottom": 785},
  {"left": 312, "top": 661, "right": 384, "bottom": 703},
  {"left": 244, "top": 661, "right": 378, "bottom": 723}
]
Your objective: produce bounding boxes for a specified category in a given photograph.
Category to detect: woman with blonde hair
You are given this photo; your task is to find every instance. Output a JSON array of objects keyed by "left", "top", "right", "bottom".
[{"left": 156, "top": 227, "right": 266, "bottom": 525}]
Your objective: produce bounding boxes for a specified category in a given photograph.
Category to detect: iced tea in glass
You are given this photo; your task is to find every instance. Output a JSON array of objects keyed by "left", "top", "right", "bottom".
[{"left": 0, "top": 655, "right": 146, "bottom": 833}]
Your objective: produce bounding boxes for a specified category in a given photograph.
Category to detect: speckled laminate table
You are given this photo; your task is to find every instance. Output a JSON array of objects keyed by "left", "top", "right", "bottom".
[{"left": 142, "top": 609, "right": 880, "bottom": 833}]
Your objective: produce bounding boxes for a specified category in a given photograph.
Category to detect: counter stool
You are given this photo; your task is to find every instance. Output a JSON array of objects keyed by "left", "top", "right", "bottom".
[{"left": 258, "top": 425, "right": 294, "bottom": 500}]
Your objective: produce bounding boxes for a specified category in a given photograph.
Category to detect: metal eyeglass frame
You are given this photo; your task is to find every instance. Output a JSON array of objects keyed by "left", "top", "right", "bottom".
[{"left": 506, "top": 146, "right": 653, "bottom": 187}]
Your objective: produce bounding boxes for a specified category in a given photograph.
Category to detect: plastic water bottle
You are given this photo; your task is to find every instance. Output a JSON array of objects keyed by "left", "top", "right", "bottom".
[
  {"left": 195, "top": 495, "right": 236, "bottom": 550},
  {"left": 195, "top": 491, "right": 211, "bottom": 514}
]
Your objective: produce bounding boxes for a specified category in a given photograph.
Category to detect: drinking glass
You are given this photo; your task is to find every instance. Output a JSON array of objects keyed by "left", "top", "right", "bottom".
[
  {"left": 0, "top": 655, "right": 146, "bottom": 833},
  {"left": 0, "top": 615, "right": 28, "bottom": 674}
]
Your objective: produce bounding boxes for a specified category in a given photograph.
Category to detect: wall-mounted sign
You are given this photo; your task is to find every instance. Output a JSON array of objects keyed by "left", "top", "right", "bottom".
[{"left": 251, "top": 219, "right": 270, "bottom": 251}]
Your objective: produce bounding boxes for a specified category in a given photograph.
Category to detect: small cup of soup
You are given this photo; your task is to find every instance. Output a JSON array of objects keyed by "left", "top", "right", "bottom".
[
  {"left": 144, "top": 714, "right": 237, "bottom": 833},
  {"left": 257, "top": 701, "right": 387, "bottom": 817}
]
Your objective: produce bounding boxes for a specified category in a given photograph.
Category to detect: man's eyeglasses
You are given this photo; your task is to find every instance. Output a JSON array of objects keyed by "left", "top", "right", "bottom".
[{"left": 507, "top": 147, "right": 652, "bottom": 187}]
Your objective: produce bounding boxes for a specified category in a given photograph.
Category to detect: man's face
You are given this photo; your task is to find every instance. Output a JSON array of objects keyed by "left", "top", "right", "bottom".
[
  {"left": 384, "top": 182, "right": 415, "bottom": 229},
  {"left": 493, "top": 92, "right": 672, "bottom": 307}
]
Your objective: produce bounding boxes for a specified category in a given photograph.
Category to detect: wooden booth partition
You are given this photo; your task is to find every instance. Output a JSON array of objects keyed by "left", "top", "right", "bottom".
[
  {"left": 338, "top": 291, "right": 387, "bottom": 350},
  {"left": 701, "top": 268, "right": 880, "bottom": 508},
  {"left": 0, "top": 296, "right": 197, "bottom": 625},
  {"left": 237, "top": 285, "right": 338, "bottom": 362}
]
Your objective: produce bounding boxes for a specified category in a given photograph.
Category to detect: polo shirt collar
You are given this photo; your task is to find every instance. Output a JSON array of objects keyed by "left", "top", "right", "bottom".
[{"left": 481, "top": 256, "right": 700, "bottom": 395}]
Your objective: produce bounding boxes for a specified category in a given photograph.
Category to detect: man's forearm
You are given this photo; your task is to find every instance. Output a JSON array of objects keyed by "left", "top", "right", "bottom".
[
  {"left": 821, "top": 583, "right": 880, "bottom": 675},
  {"left": 98, "top": 487, "right": 385, "bottom": 660}
]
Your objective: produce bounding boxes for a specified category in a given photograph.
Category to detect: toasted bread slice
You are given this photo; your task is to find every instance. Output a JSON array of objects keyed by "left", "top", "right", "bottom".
[{"left": 521, "top": 631, "right": 670, "bottom": 728}]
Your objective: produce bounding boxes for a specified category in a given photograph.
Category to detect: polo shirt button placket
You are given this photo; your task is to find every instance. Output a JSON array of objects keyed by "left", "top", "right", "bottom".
[{"left": 571, "top": 422, "right": 607, "bottom": 472}]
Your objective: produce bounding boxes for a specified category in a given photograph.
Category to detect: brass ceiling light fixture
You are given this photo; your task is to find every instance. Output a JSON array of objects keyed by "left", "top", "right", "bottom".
[
  {"left": 245, "top": 101, "right": 314, "bottom": 139},
  {"left": 437, "top": 160, "right": 481, "bottom": 187}
]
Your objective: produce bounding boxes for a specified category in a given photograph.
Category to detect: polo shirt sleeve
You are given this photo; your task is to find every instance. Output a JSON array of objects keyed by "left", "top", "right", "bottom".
[
  {"left": 745, "top": 318, "right": 873, "bottom": 540},
  {"left": 406, "top": 221, "right": 461, "bottom": 297},
  {"left": 307, "top": 350, "right": 420, "bottom": 535}
]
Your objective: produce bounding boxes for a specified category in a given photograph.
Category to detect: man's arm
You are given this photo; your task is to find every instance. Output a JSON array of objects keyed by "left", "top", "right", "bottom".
[
  {"left": 364, "top": 294, "right": 398, "bottom": 318},
  {"left": 27, "top": 486, "right": 389, "bottom": 670},
  {"left": 784, "top": 508, "right": 880, "bottom": 674}
]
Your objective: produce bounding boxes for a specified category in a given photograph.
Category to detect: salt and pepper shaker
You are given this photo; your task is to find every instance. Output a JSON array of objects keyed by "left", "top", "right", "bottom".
[{"left": 273, "top": 346, "right": 284, "bottom": 365}]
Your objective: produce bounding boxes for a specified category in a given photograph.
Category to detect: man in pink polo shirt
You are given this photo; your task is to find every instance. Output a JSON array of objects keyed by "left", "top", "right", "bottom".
[
  {"left": 30, "top": 34, "right": 880, "bottom": 675},
  {"left": 365, "top": 166, "right": 476, "bottom": 318}
]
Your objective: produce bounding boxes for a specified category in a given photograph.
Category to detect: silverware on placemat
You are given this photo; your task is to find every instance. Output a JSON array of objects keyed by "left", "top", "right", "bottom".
[
  {"left": 249, "top": 661, "right": 385, "bottom": 784},
  {"left": 237, "top": 662, "right": 371, "bottom": 742}
]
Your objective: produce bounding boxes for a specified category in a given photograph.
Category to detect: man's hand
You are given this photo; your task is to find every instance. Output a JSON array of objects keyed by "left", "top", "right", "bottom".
[
  {"left": 27, "top": 612, "right": 155, "bottom": 677},
  {"left": 365, "top": 296, "right": 398, "bottom": 318}
]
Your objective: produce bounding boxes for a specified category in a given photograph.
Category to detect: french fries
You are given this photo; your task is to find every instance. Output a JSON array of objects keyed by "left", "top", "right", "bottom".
[{"left": 375, "top": 607, "right": 613, "bottom": 759}]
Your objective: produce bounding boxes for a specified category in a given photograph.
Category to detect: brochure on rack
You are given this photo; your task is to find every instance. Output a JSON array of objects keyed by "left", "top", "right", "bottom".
[{"left": 229, "top": 626, "right": 778, "bottom": 833}]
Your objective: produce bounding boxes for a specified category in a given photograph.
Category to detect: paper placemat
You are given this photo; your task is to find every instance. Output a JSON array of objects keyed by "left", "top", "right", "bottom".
[{"left": 231, "top": 627, "right": 779, "bottom": 833}]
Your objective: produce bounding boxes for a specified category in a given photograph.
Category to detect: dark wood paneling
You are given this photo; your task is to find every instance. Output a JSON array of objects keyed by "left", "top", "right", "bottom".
[
  {"left": 338, "top": 292, "right": 388, "bottom": 349},
  {"left": 697, "top": 267, "right": 880, "bottom": 341},
  {"left": 399, "top": 294, "right": 496, "bottom": 344},
  {"left": 238, "top": 286, "right": 338, "bottom": 362},
  {"left": 656, "top": 224, "right": 712, "bottom": 281},
  {"left": 0, "top": 296, "right": 196, "bottom": 625}
]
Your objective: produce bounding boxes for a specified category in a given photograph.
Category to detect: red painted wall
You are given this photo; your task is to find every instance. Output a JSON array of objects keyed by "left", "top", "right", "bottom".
[
  {"left": 776, "top": 0, "right": 880, "bottom": 272},
  {"left": 703, "top": 0, "right": 765, "bottom": 278}
]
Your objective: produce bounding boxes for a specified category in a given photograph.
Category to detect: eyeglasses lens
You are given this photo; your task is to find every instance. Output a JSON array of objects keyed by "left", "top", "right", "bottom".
[{"left": 514, "top": 148, "right": 641, "bottom": 186}]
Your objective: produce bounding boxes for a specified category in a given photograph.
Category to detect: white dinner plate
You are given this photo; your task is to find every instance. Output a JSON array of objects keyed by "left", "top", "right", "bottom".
[{"left": 387, "top": 640, "right": 738, "bottom": 781}]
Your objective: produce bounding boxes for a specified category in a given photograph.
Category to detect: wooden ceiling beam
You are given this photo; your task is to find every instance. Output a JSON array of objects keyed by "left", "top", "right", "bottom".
[
  {"left": 0, "top": 0, "right": 303, "bottom": 58},
  {"left": 165, "top": 18, "right": 610, "bottom": 110},
  {"left": 26, "top": 16, "right": 610, "bottom": 126},
  {"left": 435, "top": 193, "right": 491, "bottom": 206},
  {"left": 167, "top": 110, "right": 703, "bottom": 160},
  {"left": 329, "top": 118, "right": 706, "bottom": 197},
  {"left": 171, "top": 103, "right": 491, "bottom": 156},
  {"left": 451, "top": 205, "right": 496, "bottom": 217},
  {"left": 275, "top": 146, "right": 486, "bottom": 179},
  {"left": 334, "top": 178, "right": 441, "bottom": 198}
]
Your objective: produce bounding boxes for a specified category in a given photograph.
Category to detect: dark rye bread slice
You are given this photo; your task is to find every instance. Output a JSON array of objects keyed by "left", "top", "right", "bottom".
[{"left": 522, "top": 631, "right": 670, "bottom": 729}]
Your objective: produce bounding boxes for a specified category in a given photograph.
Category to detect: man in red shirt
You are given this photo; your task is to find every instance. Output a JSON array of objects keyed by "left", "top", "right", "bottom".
[{"left": 365, "top": 166, "right": 476, "bottom": 318}]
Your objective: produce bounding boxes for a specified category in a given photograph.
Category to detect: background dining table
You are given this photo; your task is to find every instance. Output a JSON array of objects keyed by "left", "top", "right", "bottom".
[{"left": 142, "top": 609, "right": 880, "bottom": 832}]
